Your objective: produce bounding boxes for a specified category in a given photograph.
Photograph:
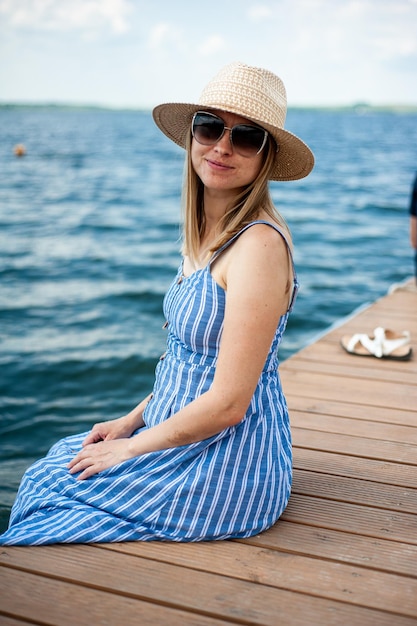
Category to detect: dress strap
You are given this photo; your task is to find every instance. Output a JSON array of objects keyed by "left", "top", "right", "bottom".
[{"left": 210, "top": 220, "right": 299, "bottom": 312}]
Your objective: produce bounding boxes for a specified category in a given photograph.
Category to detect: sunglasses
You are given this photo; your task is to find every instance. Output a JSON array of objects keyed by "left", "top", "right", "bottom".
[{"left": 191, "top": 111, "right": 270, "bottom": 157}]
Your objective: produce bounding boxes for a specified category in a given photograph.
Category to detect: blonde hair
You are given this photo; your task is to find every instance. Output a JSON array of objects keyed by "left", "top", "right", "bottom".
[{"left": 181, "top": 132, "right": 291, "bottom": 265}]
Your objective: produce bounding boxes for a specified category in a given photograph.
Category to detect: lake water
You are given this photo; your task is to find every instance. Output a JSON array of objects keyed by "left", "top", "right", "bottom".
[{"left": 1, "top": 105, "right": 416, "bottom": 531}]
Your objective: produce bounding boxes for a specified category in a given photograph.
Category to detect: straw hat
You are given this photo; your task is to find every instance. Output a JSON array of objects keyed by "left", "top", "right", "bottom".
[{"left": 152, "top": 61, "right": 314, "bottom": 181}]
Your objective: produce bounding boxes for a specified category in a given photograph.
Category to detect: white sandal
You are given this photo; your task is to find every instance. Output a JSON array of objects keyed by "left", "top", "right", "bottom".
[{"left": 341, "top": 327, "right": 412, "bottom": 361}]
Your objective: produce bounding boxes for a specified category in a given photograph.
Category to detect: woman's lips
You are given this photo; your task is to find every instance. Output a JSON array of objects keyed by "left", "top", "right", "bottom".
[{"left": 206, "top": 158, "right": 233, "bottom": 171}]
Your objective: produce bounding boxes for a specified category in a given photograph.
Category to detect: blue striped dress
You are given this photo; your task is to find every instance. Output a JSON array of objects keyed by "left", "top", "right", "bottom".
[{"left": 0, "top": 220, "right": 297, "bottom": 545}]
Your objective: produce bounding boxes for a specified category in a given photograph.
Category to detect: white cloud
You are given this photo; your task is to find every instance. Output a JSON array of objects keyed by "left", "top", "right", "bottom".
[
  {"left": 284, "top": 0, "right": 417, "bottom": 63},
  {"left": 148, "top": 22, "right": 185, "bottom": 50},
  {"left": 198, "top": 35, "right": 226, "bottom": 56},
  {"left": 247, "top": 4, "right": 273, "bottom": 20},
  {"left": 148, "top": 23, "right": 172, "bottom": 48},
  {"left": 366, "top": 1, "right": 417, "bottom": 60},
  {"left": 0, "top": 0, "right": 132, "bottom": 34}
]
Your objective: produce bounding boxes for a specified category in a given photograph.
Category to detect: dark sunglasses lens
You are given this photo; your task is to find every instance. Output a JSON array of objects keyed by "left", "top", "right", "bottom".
[
  {"left": 193, "top": 113, "right": 224, "bottom": 145},
  {"left": 232, "top": 126, "right": 266, "bottom": 156}
]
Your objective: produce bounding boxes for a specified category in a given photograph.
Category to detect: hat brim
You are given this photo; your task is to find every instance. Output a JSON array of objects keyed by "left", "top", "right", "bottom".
[{"left": 152, "top": 102, "right": 314, "bottom": 182}]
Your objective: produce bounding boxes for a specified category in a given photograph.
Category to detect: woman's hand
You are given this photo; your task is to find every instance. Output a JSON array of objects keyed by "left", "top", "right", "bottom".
[
  {"left": 68, "top": 439, "right": 134, "bottom": 480},
  {"left": 81, "top": 394, "right": 151, "bottom": 447},
  {"left": 82, "top": 415, "right": 140, "bottom": 447}
]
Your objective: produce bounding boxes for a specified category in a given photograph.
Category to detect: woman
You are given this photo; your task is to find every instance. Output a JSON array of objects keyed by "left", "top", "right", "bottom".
[{"left": 0, "top": 62, "right": 314, "bottom": 545}]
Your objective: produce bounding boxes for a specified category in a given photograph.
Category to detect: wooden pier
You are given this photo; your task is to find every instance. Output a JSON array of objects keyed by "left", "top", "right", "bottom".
[{"left": 1, "top": 281, "right": 416, "bottom": 625}]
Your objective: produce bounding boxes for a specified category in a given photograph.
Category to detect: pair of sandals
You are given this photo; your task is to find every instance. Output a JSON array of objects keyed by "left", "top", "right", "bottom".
[{"left": 341, "top": 326, "right": 412, "bottom": 361}]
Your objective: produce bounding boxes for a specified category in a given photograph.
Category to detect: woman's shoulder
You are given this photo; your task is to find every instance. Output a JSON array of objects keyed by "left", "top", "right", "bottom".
[
  {"left": 235, "top": 218, "right": 291, "bottom": 250},
  {"left": 213, "top": 218, "right": 291, "bottom": 265},
  {"left": 211, "top": 218, "right": 293, "bottom": 291},
  {"left": 234, "top": 221, "right": 289, "bottom": 258}
]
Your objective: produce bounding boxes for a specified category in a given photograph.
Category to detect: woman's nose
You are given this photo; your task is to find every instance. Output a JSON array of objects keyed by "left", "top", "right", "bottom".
[{"left": 214, "top": 128, "right": 233, "bottom": 153}]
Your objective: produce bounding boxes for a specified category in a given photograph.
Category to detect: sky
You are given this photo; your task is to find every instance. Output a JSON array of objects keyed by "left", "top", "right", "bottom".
[{"left": 0, "top": 0, "right": 416, "bottom": 108}]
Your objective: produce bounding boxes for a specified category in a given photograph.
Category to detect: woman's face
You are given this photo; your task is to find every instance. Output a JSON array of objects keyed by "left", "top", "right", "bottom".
[{"left": 190, "top": 110, "right": 265, "bottom": 196}]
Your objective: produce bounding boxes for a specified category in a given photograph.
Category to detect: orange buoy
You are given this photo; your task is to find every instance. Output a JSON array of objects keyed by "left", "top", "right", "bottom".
[{"left": 14, "top": 144, "right": 26, "bottom": 157}]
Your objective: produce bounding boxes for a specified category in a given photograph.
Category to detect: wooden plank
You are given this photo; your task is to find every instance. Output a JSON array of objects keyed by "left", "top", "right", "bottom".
[
  {"left": 281, "top": 370, "right": 416, "bottom": 411},
  {"left": 101, "top": 540, "right": 417, "bottom": 618},
  {"left": 1, "top": 548, "right": 411, "bottom": 626},
  {"left": 290, "top": 410, "right": 417, "bottom": 444},
  {"left": 0, "top": 618, "right": 34, "bottom": 626},
  {"left": 282, "top": 350, "right": 417, "bottom": 384},
  {"left": 0, "top": 567, "right": 230, "bottom": 626},
  {"left": 245, "top": 521, "right": 417, "bottom": 577},
  {"left": 292, "top": 469, "right": 417, "bottom": 514},
  {"left": 292, "top": 427, "right": 417, "bottom": 465},
  {"left": 326, "top": 311, "right": 417, "bottom": 335},
  {"left": 293, "top": 448, "right": 417, "bottom": 488},
  {"left": 281, "top": 494, "right": 417, "bottom": 544},
  {"left": 286, "top": 395, "right": 416, "bottom": 427},
  {"left": 105, "top": 520, "right": 417, "bottom": 580}
]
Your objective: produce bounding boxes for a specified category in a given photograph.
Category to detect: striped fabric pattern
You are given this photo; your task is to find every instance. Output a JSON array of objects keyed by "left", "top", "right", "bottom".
[{"left": 0, "top": 220, "right": 297, "bottom": 545}]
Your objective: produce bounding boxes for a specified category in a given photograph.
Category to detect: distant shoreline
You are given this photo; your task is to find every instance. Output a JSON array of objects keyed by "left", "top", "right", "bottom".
[{"left": 1, "top": 102, "right": 417, "bottom": 114}]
